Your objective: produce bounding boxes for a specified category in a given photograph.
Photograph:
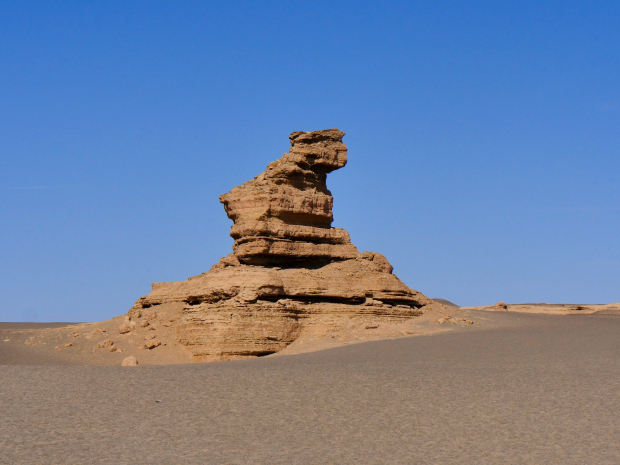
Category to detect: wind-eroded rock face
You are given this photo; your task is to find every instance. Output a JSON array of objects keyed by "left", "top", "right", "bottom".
[
  {"left": 219, "top": 129, "right": 359, "bottom": 267},
  {"left": 127, "top": 129, "right": 433, "bottom": 361}
]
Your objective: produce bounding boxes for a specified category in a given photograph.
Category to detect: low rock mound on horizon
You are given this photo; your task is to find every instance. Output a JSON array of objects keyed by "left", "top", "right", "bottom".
[{"left": 127, "top": 129, "right": 436, "bottom": 361}]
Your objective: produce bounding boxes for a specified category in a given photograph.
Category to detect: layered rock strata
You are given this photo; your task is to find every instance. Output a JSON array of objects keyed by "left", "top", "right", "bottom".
[
  {"left": 127, "top": 129, "right": 433, "bottom": 361},
  {"left": 219, "top": 129, "right": 359, "bottom": 267}
]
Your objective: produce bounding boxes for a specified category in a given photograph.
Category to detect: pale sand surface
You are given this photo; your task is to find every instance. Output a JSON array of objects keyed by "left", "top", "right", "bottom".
[{"left": 1, "top": 311, "right": 619, "bottom": 464}]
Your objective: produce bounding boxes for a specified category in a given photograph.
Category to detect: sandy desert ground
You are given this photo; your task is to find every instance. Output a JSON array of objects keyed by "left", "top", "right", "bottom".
[{"left": 1, "top": 305, "right": 619, "bottom": 464}]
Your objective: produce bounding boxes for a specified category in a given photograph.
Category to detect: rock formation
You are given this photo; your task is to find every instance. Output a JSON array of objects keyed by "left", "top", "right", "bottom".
[
  {"left": 127, "top": 129, "right": 434, "bottom": 361},
  {"left": 219, "top": 129, "right": 358, "bottom": 267}
]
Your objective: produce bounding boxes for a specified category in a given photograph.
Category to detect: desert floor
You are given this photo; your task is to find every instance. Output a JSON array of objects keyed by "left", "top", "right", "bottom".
[{"left": 1, "top": 310, "right": 619, "bottom": 464}]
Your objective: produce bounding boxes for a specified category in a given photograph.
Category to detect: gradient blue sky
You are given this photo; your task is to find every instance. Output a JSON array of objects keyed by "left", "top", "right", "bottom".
[{"left": 1, "top": 1, "right": 618, "bottom": 322}]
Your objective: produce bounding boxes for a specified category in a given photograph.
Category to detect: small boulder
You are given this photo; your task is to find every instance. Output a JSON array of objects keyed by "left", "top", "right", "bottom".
[
  {"left": 121, "top": 356, "right": 138, "bottom": 367},
  {"left": 98, "top": 340, "right": 114, "bottom": 349},
  {"left": 119, "top": 323, "right": 132, "bottom": 334},
  {"left": 144, "top": 340, "right": 161, "bottom": 350},
  {"left": 496, "top": 302, "right": 508, "bottom": 311}
]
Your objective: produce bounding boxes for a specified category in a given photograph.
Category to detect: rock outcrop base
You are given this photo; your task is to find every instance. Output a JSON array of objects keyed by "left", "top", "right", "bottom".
[{"left": 127, "top": 129, "right": 434, "bottom": 361}]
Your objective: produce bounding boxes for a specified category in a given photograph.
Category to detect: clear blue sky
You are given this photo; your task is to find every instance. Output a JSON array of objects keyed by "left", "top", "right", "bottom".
[{"left": 1, "top": 1, "right": 618, "bottom": 322}]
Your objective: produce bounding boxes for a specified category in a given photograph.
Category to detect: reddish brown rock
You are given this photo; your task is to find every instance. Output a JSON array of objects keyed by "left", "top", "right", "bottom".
[{"left": 126, "top": 129, "right": 435, "bottom": 362}]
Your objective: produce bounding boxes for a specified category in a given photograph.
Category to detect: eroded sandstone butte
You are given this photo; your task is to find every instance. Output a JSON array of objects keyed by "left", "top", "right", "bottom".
[
  {"left": 127, "top": 129, "right": 433, "bottom": 361},
  {"left": 219, "top": 129, "right": 359, "bottom": 267}
]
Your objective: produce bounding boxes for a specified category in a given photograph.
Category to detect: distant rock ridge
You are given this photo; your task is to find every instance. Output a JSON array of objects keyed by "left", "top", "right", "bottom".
[{"left": 127, "top": 129, "right": 434, "bottom": 361}]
